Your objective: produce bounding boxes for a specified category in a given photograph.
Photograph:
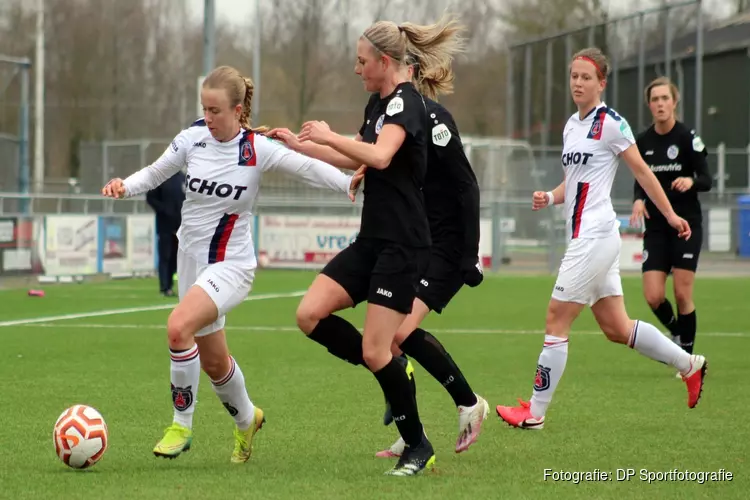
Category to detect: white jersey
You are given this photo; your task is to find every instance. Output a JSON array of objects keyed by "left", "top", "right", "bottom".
[
  {"left": 122, "top": 119, "right": 351, "bottom": 264},
  {"left": 561, "top": 103, "right": 635, "bottom": 240}
]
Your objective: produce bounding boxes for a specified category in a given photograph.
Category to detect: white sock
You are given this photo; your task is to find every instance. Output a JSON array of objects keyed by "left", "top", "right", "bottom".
[
  {"left": 529, "top": 335, "right": 568, "bottom": 418},
  {"left": 629, "top": 320, "right": 691, "bottom": 373},
  {"left": 170, "top": 344, "right": 200, "bottom": 429},
  {"left": 211, "top": 357, "right": 255, "bottom": 430}
]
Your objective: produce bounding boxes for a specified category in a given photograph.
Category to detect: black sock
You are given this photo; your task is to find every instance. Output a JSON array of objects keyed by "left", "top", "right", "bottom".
[
  {"left": 400, "top": 328, "right": 477, "bottom": 408},
  {"left": 651, "top": 299, "right": 677, "bottom": 334},
  {"left": 308, "top": 315, "right": 364, "bottom": 366},
  {"left": 373, "top": 358, "right": 423, "bottom": 447},
  {"left": 677, "top": 310, "right": 696, "bottom": 354},
  {"left": 393, "top": 354, "right": 417, "bottom": 399}
]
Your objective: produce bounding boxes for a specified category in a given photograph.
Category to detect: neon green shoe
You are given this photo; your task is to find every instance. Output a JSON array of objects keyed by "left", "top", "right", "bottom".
[
  {"left": 153, "top": 423, "right": 193, "bottom": 459},
  {"left": 231, "top": 407, "right": 265, "bottom": 463}
]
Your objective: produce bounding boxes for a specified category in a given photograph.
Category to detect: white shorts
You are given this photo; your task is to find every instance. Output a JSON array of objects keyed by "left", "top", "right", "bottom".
[
  {"left": 551, "top": 230, "right": 623, "bottom": 306},
  {"left": 177, "top": 248, "right": 255, "bottom": 337}
]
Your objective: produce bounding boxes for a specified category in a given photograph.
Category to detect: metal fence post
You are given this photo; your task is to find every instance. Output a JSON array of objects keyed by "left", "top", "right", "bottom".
[{"left": 717, "top": 142, "right": 726, "bottom": 196}]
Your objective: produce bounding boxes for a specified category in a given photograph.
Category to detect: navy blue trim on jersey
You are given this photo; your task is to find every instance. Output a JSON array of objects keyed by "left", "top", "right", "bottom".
[
  {"left": 571, "top": 182, "right": 590, "bottom": 239},
  {"left": 581, "top": 105, "right": 598, "bottom": 120},
  {"left": 190, "top": 118, "right": 207, "bottom": 128},
  {"left": 604, "top": 108, "right": 622, "bottom": 122},
  {"left": 208, "top": 213, "right": 239, "bottom": 263}
]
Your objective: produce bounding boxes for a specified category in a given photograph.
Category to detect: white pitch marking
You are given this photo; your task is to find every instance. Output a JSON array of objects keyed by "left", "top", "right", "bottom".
[{"left": 0, "top": 291, "right": 305, "bottom": 328}]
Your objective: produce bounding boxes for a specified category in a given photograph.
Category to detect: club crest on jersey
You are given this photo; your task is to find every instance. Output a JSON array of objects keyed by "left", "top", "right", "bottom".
[
  {"left": 171, "top": 384, "right": 193, "bottom": 411},
  {"left": 432, "top": 123, "right": 451, "bottom": 147},
  {"left": 375, "top": 114, "right": 385, "bottom": 134},
  {"left": 667, "top": 145, "right": 679, "bottom": 160},
  {"left": 534, "top": 365, "right": 551, "bottom": 391},
  {"left": 589, "top": 120, "right": 602, "bottom": 139},
  {"left": 238, "top": 131, "right": 257, "bottom": 166}
]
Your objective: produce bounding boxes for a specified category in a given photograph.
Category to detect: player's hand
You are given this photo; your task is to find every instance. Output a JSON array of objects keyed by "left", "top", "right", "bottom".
[
  {"left": 532, "top": 191, "right": 551, "bottom": 211},
  {"left": 348, "top": 165, "right": 366, "bottom": 202},
  {"left": 461, "top": 256, "right": 484, "bottom": 287},
  {"left": 299, "top": 121, "right": 332, "bottom": 145},
  {"left": 671, "top": 177, "right": 694, "bottom": 192},
  {"left": 267, "top": 128, "right": 303, "bottom": 151},
  {"left": 629, "top": 199, "right": 649, "bottom": 227},
  {"left": 102, "top": 178, "right": 126, "bottom": 199},
  {"left": 667, "top": 213, "right": 692, "bottom": 240}
]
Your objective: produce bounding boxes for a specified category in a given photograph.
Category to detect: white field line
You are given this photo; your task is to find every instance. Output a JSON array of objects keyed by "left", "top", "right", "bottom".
[{"left": 0, "top": 291, "right": 305, "bottom": 328}]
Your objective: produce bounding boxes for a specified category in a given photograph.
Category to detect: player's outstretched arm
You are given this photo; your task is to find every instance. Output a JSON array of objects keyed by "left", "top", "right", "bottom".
[
  {"left": 299, "top": 121, "right": 405, "bottom": 171},
  {"left": 262, "top": 139, "right": 356, "bottom": 197},
  {"left": 266, "top": 127, "right": 363, "bottom": 171},
  {"left": 620, "top": 144, "right": 691, "bottom": 239},
  {"left": 118, "top": 135, "right": 188, "bottom": 197}
]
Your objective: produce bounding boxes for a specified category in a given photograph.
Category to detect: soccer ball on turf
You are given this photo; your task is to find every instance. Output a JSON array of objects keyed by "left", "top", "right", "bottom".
[{"left": 53, "top": 404, "right": 109, "bottom": 469}]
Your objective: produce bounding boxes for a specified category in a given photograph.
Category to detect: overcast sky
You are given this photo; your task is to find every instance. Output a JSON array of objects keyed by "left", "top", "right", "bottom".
[
  {"left": 184, "top": 0, "right": 738, "bottom": 28},
  {"left": 186, "top": 0, "right": 256, "bottom": 26}
]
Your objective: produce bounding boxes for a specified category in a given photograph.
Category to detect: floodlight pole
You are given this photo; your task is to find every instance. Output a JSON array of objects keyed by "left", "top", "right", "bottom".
[
  {"left": 202, "top": 0, "right": 215, "bottom": 76},
  {"left": 34, "top": 0, "right": 45, "bottom": 194},
  {"left": 0, "top": 55, "right": 32, "bottom": 213},
  {"left": 252, "top": 0, "right": 261, "bottom": 126}
]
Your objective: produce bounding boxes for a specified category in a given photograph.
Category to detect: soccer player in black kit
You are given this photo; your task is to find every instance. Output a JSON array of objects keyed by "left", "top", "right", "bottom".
[
  {"left": 375, "top": 57, "right": 489, "bottom": 460},
  {"left": 630, "top": 77, "right": 712, "bottom": 370},
  {"left": 270, "top": 15, "right": 466, "bottom": 476}
]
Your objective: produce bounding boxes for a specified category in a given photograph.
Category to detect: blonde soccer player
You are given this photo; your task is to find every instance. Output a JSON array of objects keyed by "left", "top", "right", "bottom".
[{"left": 102, "top": 65, "right": 357, "bottom": 463}]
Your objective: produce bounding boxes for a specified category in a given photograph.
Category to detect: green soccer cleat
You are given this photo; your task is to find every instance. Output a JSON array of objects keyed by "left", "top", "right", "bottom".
[
  {"left": 153, "top": 423, "right": 193, "bottom": 459},
  {"left": 231, "top": 407, "right": 266, "bottom": 463}
]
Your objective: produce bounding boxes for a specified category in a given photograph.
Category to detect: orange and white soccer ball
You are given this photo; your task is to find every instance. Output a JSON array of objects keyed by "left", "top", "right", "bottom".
[{"left": 53, "top": 405, "right": 108, "bottom": 469}]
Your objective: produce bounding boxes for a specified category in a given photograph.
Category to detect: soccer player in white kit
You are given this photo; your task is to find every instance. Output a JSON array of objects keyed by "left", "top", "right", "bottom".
[
  {"left": 102, "top": 66, "right": 356, "bottom": 462},
  {"left": 495, "top": 48, "right": 708, "bottom": 430}
]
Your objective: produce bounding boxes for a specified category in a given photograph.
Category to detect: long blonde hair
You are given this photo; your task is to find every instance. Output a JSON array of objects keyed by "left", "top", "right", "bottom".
[
  {"left": 202, "top": 65, "right": 268, "bottom": 133},
  {"left": 362, "top": 13, "right": 466, "bottom": 100}
]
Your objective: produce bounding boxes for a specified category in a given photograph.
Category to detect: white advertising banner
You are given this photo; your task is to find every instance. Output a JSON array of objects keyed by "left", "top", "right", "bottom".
[
  {"left": 258, "top": 215, "right": 361, "bottom": 268},
  {"left": 127, "top": 214, "right": 156, "bottom": 272},
  {"left": 258, "top": 214, "right": 497, "bottom": 270},
  {"left": 618, "top": 216, "right": 645, "bottom": 271},
  {"left": 44, "top": 215, "right": 98, "bottom": 275}
]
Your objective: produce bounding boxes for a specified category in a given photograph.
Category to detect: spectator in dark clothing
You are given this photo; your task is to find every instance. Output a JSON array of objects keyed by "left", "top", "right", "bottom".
[{"left": 146, "top": 170, "right": 186, "bottom": 296}]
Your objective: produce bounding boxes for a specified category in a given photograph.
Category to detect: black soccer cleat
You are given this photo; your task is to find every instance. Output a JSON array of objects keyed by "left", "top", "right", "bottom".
[{"left": 384, "top": 435, "right": 435, "bottom": 476}]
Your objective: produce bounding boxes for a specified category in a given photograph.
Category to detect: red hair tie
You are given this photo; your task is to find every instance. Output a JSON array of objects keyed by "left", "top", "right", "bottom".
[{"left": 576, "top": 56, "right": 604, "bottom": 80}]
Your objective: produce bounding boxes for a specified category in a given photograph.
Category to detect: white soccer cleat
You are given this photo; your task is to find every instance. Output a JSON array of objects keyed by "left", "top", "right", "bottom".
[
  {"left": 376, "top": 436, "right": 405, "bottom": 458},
  {"left": 455, "top": 394, "right": 489, "bottom": 453}
]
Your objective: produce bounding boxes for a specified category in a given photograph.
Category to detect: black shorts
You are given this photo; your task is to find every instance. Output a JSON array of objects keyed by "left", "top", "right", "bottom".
[
  {"left": 416, "top": 252, "right": 464, "bottom": 314},
  {"left": 642, "top": 224, "right": 703, "bottom": 273},
  {"left": 321, "top": 238, "right": 428, "bottom": 314}
]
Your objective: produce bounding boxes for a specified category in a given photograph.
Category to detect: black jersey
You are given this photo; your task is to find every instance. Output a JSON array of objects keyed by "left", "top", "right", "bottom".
[
  {"left": 634, "top": 121, "right": 711, "bottom": 227},
  {"left": 422, "top": 98, "right": 480, "bottom": 262},
  {"left": 357, "top": 82, "right": 430, "bottom": 248}
]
